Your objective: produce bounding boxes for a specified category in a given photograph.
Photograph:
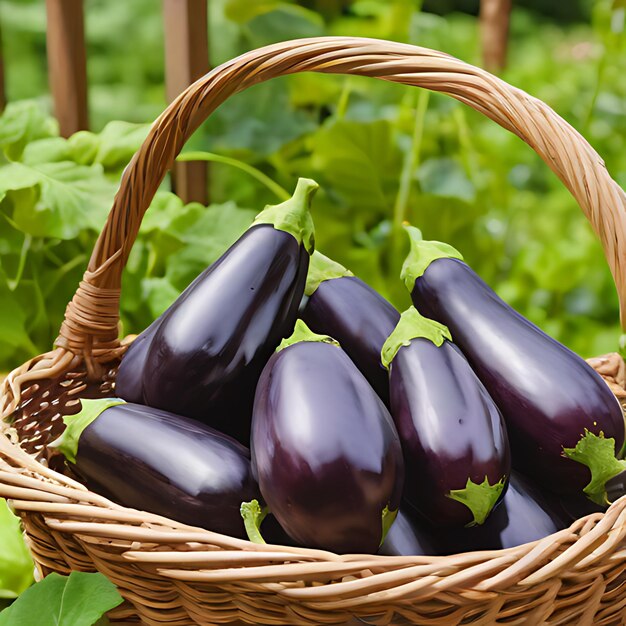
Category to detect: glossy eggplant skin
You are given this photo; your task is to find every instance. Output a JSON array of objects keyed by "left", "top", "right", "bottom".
[
  {"left": 378, "top": 508, "right": 436, "bottom": 557},
  {"left": 251, "top": 341, "right": 404, "bottom": 554},
  {"left": 389, "top": 338, "right": 510, "bottom": 527},
  {"left": 72, "top": 403, "right": 259, "bottom": 538},
  {"left": 143, "top": 225, "right": 308, "bottom": 438},
  {"left": 116, "top": 268, "right": 208, "bottom": 403},
  {"left": 411, "top": 258, "right": 625, "bottom": 494},
  {"left": 115, "top": 317, "right": 162, "bottom": 404},
  {"left": 301, "top": 276, "right": 400, "bottom": 405},
  {"left": 432, "top": 473, "right": 567, "bottom": 554}
]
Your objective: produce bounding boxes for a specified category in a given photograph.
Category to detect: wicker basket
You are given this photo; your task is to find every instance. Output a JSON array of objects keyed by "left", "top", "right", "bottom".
[{"left": 1, "top": 37, "right": 626, "bottom": 626}]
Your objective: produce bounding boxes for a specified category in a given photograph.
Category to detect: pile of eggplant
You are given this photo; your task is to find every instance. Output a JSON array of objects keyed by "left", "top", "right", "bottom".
[{"left": 50, "top": 180, "right": 626, "bottom": 557}]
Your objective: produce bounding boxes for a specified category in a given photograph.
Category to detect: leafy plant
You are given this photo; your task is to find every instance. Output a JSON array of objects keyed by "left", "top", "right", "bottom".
[
  {"left": 0, "top": 500, "right": 33, "bottom": 602},
  {"left": 0, "top": 571, "right": 123, "bottom": 626}
]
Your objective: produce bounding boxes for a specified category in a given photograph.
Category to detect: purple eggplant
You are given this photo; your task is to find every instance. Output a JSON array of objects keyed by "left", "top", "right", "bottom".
[
  {"left": 378, "top": 508, "right": 436, "bottom": 557},
  {"left": 300, "top": 252, "right": 400, "bottom": 405},
  {"left": 383, "top": 307, "right": 510, "bottom": 527},
  {"left": 431, "top": 473, "right": 567, "bottom": 554},
  {"left": 115, "top": 318, "right": 162, "bottom": 404},
  {"left": 250, "top": 320, "right": 404, "bottom": 554},
  {"left": 402, "top": 225, "right": 626, "bottom": 504},
  {"left": 50, "top": 399, "right": 260, "bottom": 538},
  {"left": 141, "top": 179, "right": 318, "bottom": 440},
  {"left": 115, "top": 268, "right": 210, "bottom": 403}
]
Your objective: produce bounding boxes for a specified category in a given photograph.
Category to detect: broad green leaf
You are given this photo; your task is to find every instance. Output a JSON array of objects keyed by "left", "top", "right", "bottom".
[
  {"left": 67, "top": 131, "right": 101, "bottom": 166},
  {"left": 0, "top": 499, "right": 33, "bottom": 599},
  {"left": 312, "top": 119, "right": 401, "bottom": 212},
  {"left": 21, "top": 138, "right": 71, "bottom": 166},
  {"left": 202, "top": 80, "right": 316, "bottom": 156},
  {"left": 139, "top": 191, "right": 186, "bottom": 234},
  {"left": 417, "top": 158, "right": 476, "bottom": 203},
  {"left": 92, "top": 121, "right": 151, "bottom": 171},
  {"left": 245, "top": 5, "right": 325, "bottom": 47},
  {"left": 0, "top": 161, "right": 116, "bottom": 239},
  {"left": 0, "top": 101, "right": 57, "bottom": 160},
  {"left": 0, "top": 571, "right": 123, "bottom": 626},
  {"left": 142, "top": 277, "right": 181, "bottom": 319},
  {"left": 165, "top": 201, "right": 255, "bottom": 290},
  {"left": 0, "top": 269, "right": 35, "bottom": 352}
]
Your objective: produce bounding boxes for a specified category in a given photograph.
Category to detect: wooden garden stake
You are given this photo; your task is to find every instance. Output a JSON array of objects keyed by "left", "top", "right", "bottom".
[
  {"left": 480, "top": 0, "right": 512, "bottom": 72},
  {"left": 163, "top": 0, "right": 210, "bottom": 204},
  {"left": 46, "top": 0, "right": 89, "bottom": 136}
]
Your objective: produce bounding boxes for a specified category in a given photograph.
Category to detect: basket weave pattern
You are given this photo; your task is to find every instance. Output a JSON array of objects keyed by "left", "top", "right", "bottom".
[{"left": 1, "top": 37, "right": 626, "bottom": 625}]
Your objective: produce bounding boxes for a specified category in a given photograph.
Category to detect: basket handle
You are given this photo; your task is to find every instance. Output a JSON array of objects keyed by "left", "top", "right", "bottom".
[{"left": 56, "top": 36, "right": 626, "bottom": 364}]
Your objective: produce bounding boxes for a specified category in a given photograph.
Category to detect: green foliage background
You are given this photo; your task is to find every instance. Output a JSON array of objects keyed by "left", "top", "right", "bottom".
[{"left": 1, "top": 0, "right": 624, "bottom": 374}]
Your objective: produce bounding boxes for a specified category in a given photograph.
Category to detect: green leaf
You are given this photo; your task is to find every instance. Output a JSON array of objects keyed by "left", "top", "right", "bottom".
[
  {"left": 312, "top": 119, "right": 401, "bottom": 212},
  {"left": 0, "top": 500, "right": 33, "bottom": 599},
  {"left": 305, "top": 251, "right": 354, "bottom": 296},
  {"left": 141, "top": 277, "right": 181, "bottom": 319},
  {"left": 21, "top": 138, "right": 71, "bottom": 166},
  {"left": 203, "top": 80, "right": 316, "bottom": 156},
  {"left": 245, "top": 4, "right": 325, "bottom": 47},
  {"left": 165, "top": 202, "right": 256, "bottom": 290},
  {"left": 563, "top": 430, "right": 626, "bottom": 505},
  {"left": 447, "top": 476, "right": 506, "bottom": 526},
  {"left": 0, "top": 269, "right": 36, "bottom": 353},
  {"left": 66, "top": 131, "right": 101, "bottom": 166},
  {"left": 92, "top": 121, "right": 150, "bottom": 171},
  {"left": 381, "top": 306, "right": 451, "bottom": 369},
  {"left": 0, "top": 571, "right": 123, "bottom": 626},
  {"left": 240, "top": 500, "right": 268, "bottom": 544},
  {"left": 0, "top": 101, "right": 58, "bottom": 160},
  {"left": 418, "top": 157, "right": 476, "bottom": 202},
  {"left": 49, "top": 398, "right": 126, "bottom": 463},
  {"left": 0, "top": 161, "right": 116, "bottom": 239},
  {"left": 277, "top": 319, "right": 340, "bottom": 352},
  {"left": 139, "top": 191, "right": 185, "bottom": 235}
]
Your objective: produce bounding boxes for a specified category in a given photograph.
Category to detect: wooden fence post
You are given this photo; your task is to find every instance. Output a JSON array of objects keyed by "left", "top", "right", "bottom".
[
  {"left": 163, "top": 0, "right": 209, "bottom": 205},
  {"left": 46, "top": 0, "right": 89, "bottom": 136},
  {"left": 480, "top": 0, "right": 512, "bottom": 72}
]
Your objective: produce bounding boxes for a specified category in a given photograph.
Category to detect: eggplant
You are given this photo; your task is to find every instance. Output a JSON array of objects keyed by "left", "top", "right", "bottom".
[
  {"left": 115, "top": 317, "right": 162, "bottom": 404},
  {"left": 50, "top": 399, "right": 260, "bottom": 538},
  {"left": 116, "top": 268, "right": 210, "bottom": 403},
  {"left": 300, "top": 252, "right": 400, "bottom": 405},
  {"left": 378, "top": 508, "right": 436, "bottom": 557},
  {"left": 431, "top": 473, "right": 567, "bottom": 554},
  {"left": 250, "top": 320, "right": 404, "bottom": 554},
  {"left": 383, "top": 307, "right": 510, "bottom": 527},
  {"left": 141, "top": 179, "right": 318, "bottom": 440},
  {"left": 402, "top": 225, "right": 626, "bottom": 504}
]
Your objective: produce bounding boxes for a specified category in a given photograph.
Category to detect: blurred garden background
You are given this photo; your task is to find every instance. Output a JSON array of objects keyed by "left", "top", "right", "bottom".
[{"left": 0, "top": 0, "right": 625, "bottom": 375}]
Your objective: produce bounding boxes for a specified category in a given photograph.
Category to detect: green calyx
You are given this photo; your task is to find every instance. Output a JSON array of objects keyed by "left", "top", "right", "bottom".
[
  {"left": 447, "top": 476, "right": 506, "bottom": 527},
  {"left": 381, "top": 306, "right": 452, "bottom": 370},
  {"left": 305, "top": 251, "right": 353, "bottom": 297},
  {"left": 277, "top": 319, "right": 340, "bottom": 352},
  {"left": 240, "top": 499, "right": 268, "bottom": 544},
  {"left": 400, "top": 224, "right": 463, "bottom": 293},
  {"left": 563, "top": 430, "right": 626, "bottom": 505},
  {"left": 48, "top": 398, "right": 126, "bottom": 463},
  {"left": 380, "top": 505, "right": 398, "bottom": 547},
  {"left": 252, "top": 177, "right": 318, "bottom": 255}
]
